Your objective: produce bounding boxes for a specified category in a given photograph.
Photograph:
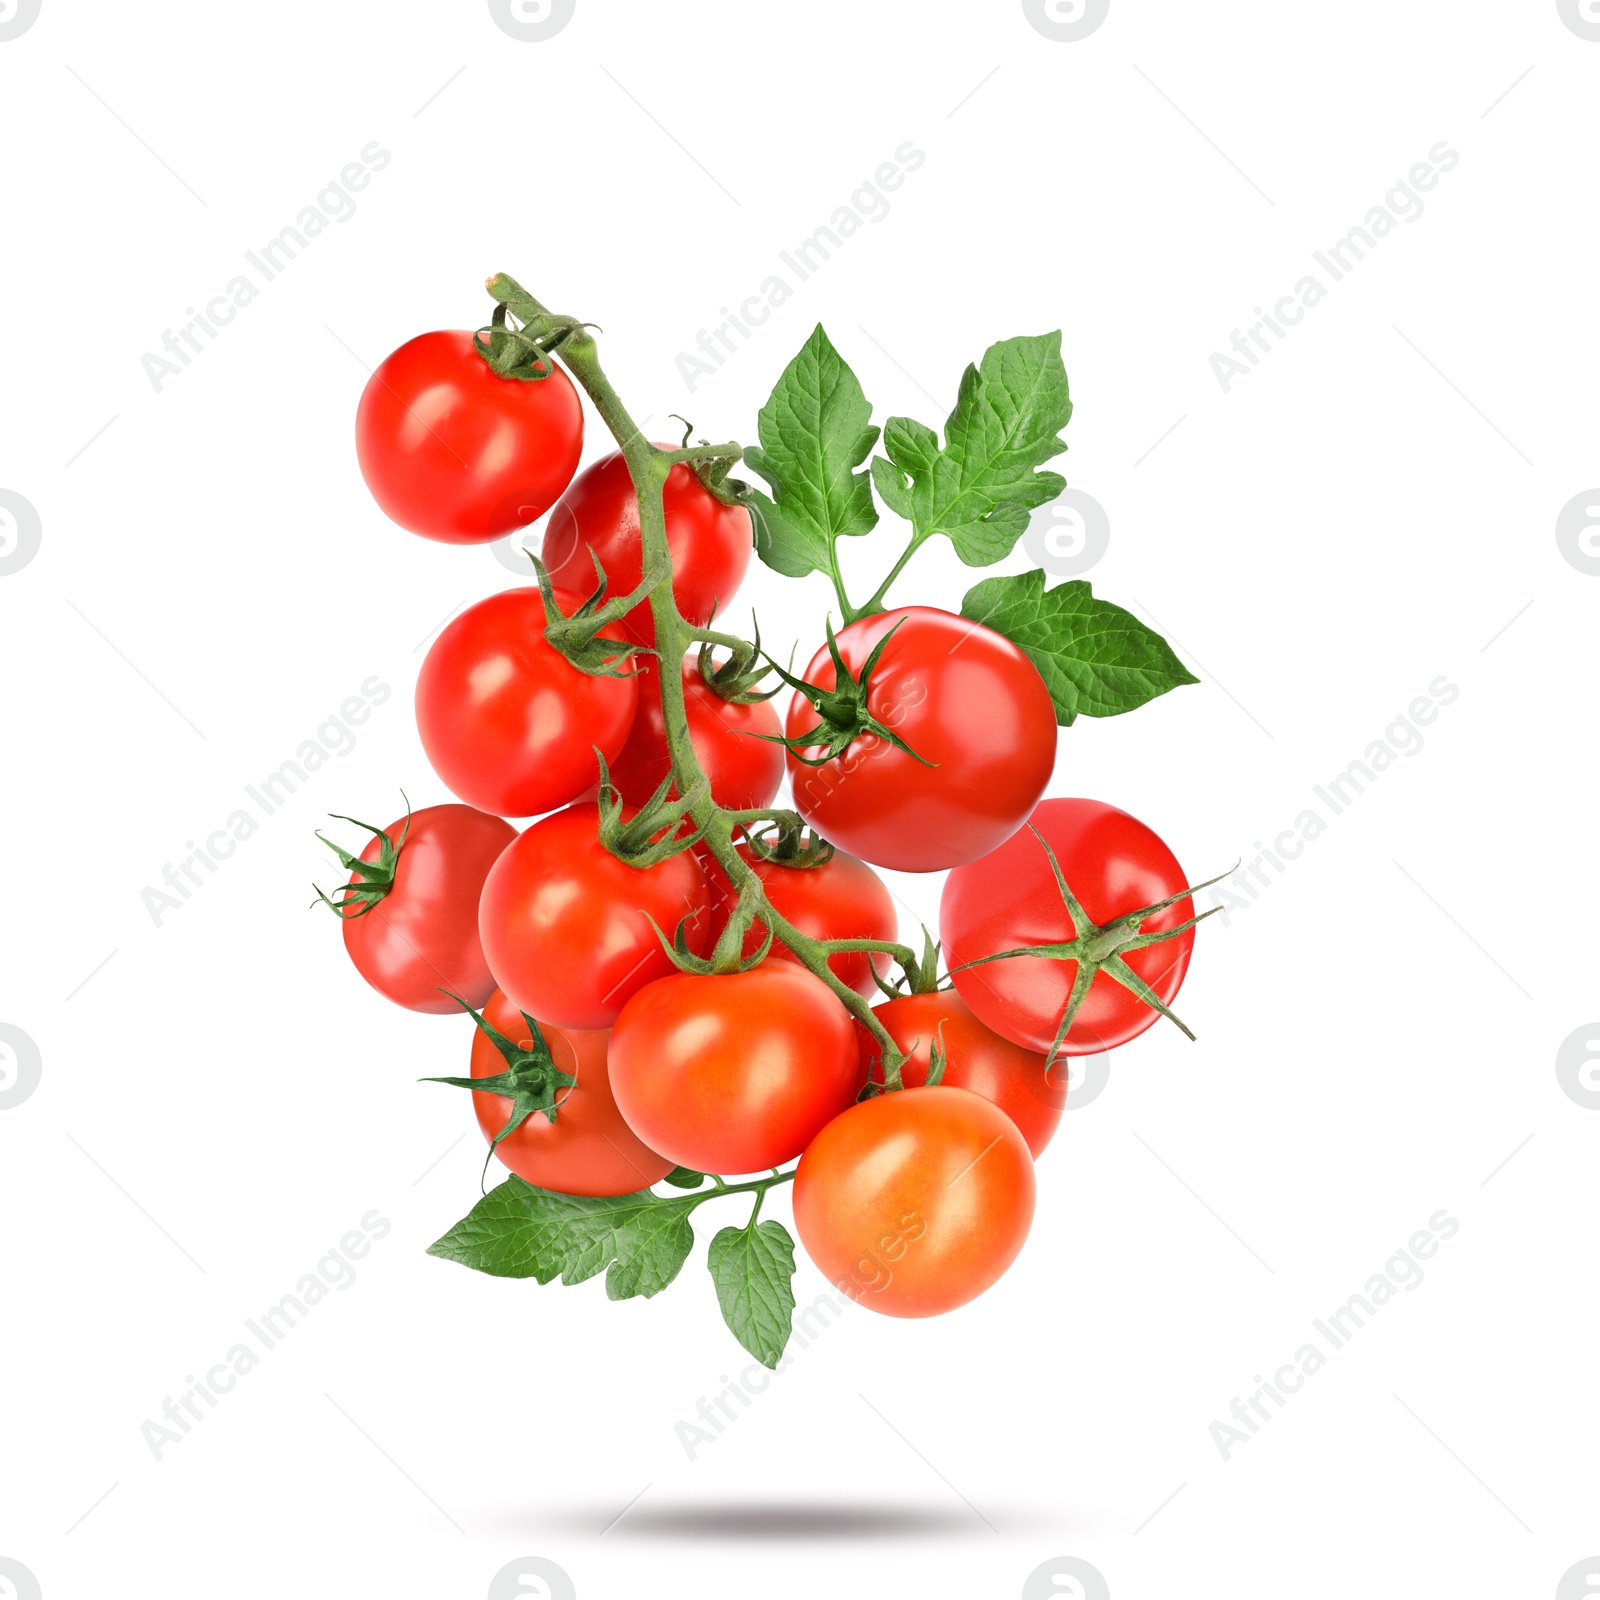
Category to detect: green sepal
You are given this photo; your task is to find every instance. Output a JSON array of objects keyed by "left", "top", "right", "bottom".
[
  {"left": 421, "top": 992, "right": 577, "bottom": 1191},
  {"left": 310, "top": 796, "right": 410, "bottom": 920}
]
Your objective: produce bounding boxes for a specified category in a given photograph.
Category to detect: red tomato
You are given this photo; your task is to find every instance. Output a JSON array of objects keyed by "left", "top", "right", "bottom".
[
  {"left": 941, "top": 797, "right": 1196, "bottom": 1057},
  {"left": 415, "top": 586, "right": 638, "bottom": 819},
  {"left": 467, "top": 990, "right": 674, "bottom": 1196},
  {"left": 855, "top": 991, "right": 1063, "bottom": 1157},
  {"left": 792, "top": 1087, "right": 1035, "bottom": 1318},
  {"left": 706, "top": 845, "right": 898, "bottom": 997},
  {"left": 541, "top": 449, "right": 752, "bottom": 646},
  {"left": 477, "top": 803, "right": 712, "bottom": 1029},
  {"left": 355, "top": 330, "right": 583, "bottom": 544},
  {"left": 605, "top": 656, "right": 783, "bottom": 812},
  {"left": 608, "top": 964, "right": 857, "bottom": 1174},
  {"left": 784, "top": 608, "right": 1057, "bottom": 872},
  {"left": 327, "top": 804, "right": 516, "bottom": 1014}
]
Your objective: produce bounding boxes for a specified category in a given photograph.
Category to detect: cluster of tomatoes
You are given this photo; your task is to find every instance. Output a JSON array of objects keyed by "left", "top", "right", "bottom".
[{"left": 328, "top": 324, "right": 1204, "bottom": 1322}]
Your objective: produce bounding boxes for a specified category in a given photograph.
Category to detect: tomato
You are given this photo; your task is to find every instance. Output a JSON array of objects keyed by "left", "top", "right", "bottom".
[
  {"left": 604, "top": 656, "right": 783, "bottom": 812},
  {"left": 608, "top": 964, "right": 857, "bottom": 1174},
  {"left": 478, "top": 803, "right": 712, "bottom": 1029},
  {"left": 541, "top": 449, "right": 752, "bottom": 646},
  {"left": 784, "top": 608, "right": 1057, "bottom": 873},
  {"left": 706, "top": 845, "right": 898, "bottom": 998},
  {"left": 415, "top": 585, "right": 638, "bottom": 819},
  {"left": 464, "top": 990, "right": 675, "bottom": 1196},
  {"left": 941, "top": 797, "right": 1196, "bottom": 1057},
  {"left": 322, "top": 803, "right": 516, "bottom": 1014},
  {"left": 792, "top": 1087, "right": 1035, "bottom": 1318},
  {"left": 355, "top": 330, "right": 583, "bottom": 544},
  {"left": 855, "top": 991, "right": 1062, "bottom": 1157}
]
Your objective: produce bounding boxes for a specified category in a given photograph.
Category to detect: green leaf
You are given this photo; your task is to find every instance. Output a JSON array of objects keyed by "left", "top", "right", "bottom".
[
  {"left": 707, "top": 1219, "right": 798, "bottom": 1369},
  {"left": 875, "top": 332, "right": 1073, "bottom": 568},
  {"left": 427, "top": 1178, "right": 695, "bottom": 1300},
  {"left": 744, "top": 325, "right": 879, "bottom": 581},
  {"left": 961, "top": 570, "right": 1198, "bottom": 726},
  {"left": 661, "top": 1166, "right": 709, "bottom": 1189}
]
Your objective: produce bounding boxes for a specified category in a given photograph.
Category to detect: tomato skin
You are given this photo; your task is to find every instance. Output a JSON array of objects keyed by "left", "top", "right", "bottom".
[
  {"left": 338, "top": 805, "right": 517, "bottom": 1013},
  {"left": 855, "top": 991, "right": 1063, "bottom": 1157},
  {"left": 468, "top": 990, "right": 674, "bottom": 1196},
  {"left": 784, "top": 608, "right": 1057, "bottom": 873},
  {"left": 792, "top": 1087, "right": 1035, "bottom": 1318},
  {"left": 355, "top": 331, "right": 583, "bottom": 544},
  {"left": 941, "top": 797, "right": 1195, "bottom": 1056},
  {"left": 541, "top": 450, "right": 752, "bottom": 646},
  {"left": 609, "top": 965, "right": 858, "bottom": 1175},
  {"left": 605, "top": 657, "right": 783, "bottom": 812},
  {"left": 706, "top": 845, "right": 898, "bottom": 998},
  {"left": 415, "top": 586, "right": 638, "bottom": 819},
  {"left": 478, "top": 804, "right": 712, "bottom": 1029}
]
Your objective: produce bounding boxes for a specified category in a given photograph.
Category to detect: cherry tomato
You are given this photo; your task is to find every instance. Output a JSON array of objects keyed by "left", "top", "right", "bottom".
[
  {"left": 328, "top": 804, "right": 516, "bottom": 1014},
  {"left": 605, "top": 656, "right": 783, "bottom": 812},
  {"left": 541, "top": 449, "right": 752, "bottom": 647},
  {"left": 415, "top": 585, "right": 638, "bottom": 819},
  {"left": 792, "top": 1087, "right": 1036, "bottom": 1318},
  {"left": 941, "top": 797, "right": 1195, "bottom": 1057},
  {"left": 355, "top": 330, "right": 583, "bottom": 544},
  {"left": 856, "top": 990, "right": 1063, "bottom": 1157},
  {"left": 706, "top": 845, "right": 898, "bottom": 998},
  {"left": 478, "top": 803, "right": 712, "bottom": 1029},
  {"left": 467, "top": 990, "right": 674, "bottom": 1196},
  {"left": 608, "top": 964, "right": 858, "bottom": 1174},
  {"left": 784, "top": 608, "right": 1057, "bottom": 872}
]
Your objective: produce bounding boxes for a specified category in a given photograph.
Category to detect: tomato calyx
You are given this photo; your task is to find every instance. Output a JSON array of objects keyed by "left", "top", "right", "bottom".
[
  {"left": 695, "top": 619, "right": 780, "bottom": 705},
  {"left": 650, "top": 876, "right": 776, "bottom": 977},
  {"left": 475, "top": 273, "right": 590, "bottom": 383},
  {"left": 423, "top": 992, "right": 579, "bottom": 1190},
  {"left": 740, "top": 818, "right": 835, "bottom": 869},
  {"left": 529, "top": 552, "right": 650, "bottom": 681},
  {"left": 950, "top": 825, "right": 1232, "bottom": 1063},
  {"left": 595, "top": 755, "right": 708, "bottom": 867},
  {"left": 310, "top": 798, "right": 410, "bottom": 919},
  {"left": 761, "top": 616, "right": 936, "bottom": 769},
  {"left": 894, "top": 927, "right": 947, "bottom": 998}
]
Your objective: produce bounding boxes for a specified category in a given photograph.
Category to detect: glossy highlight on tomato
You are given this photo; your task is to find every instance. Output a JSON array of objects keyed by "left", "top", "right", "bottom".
[
  {"left": 355, "top": 330, "right": 583, "bottom": 543},
  {"left": 941, "top": 797, "right": 1196, "bottom": 1056},
  {"left": 415, "top": 586, "right": 638, "bottom": 819},
  {"left": 608, "top": 964, "right": 857, "bottom": 1175},
  {"left": 785, "top": 607, "right": 1057, "bottom": 872},
  {"left": 468, "top": 990, "right": 675, "bottom": 1196},
  {"left": 856, "top": 990, "right": 1063, "bottom": 1157},
  {"left": 541, "top": 449, "right": 752, "bottom": 646},
  {"left": 793, "top": 1086, "right": 1036, "bottom": 1318},
  {"left": 336, "top": 804, "right": 517, "bottom": 1013},
  {"left": 478, "top": 803, "right": 712, "bottom": 1029}
]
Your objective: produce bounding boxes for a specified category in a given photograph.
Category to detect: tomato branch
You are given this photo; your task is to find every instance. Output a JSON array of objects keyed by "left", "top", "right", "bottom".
[{"left": 500, "top": 278, "right": 907, "bottom": 1082}]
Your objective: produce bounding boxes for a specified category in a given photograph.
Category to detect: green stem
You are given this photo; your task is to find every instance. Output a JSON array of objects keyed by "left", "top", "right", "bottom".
[
  {"left": 684, "top": 1168, "right": 794, "bottom": 1212},
  {"left": 859, "top": 529, "right": 928, "bottom": 617},
  {"left": 533, "top": 292, "right": 906, "bottom": 1083}
]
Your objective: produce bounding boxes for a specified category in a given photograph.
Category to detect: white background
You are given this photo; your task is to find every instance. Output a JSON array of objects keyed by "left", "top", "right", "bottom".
[{"left": 2, "top": 2, "right": 1597, "bottom": 1597}]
